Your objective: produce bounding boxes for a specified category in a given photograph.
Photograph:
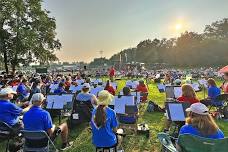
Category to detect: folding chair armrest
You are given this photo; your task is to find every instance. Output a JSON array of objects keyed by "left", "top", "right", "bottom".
[{"left": 157, "top": 132, "right": 178, "bottom": 152}]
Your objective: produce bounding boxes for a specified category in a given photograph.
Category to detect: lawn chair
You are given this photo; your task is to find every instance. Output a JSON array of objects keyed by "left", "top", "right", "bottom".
[
  {"left": 0, "top": 121, "right": 17, "bottom": 152},
  {"left": 21, "top": 130, "right": 58, "bottom": 152},
  {"left": 209, "top": 94, "right": 228, "bottom": 119},
  {"left": 158, "top": 132, "right": 228, "bottom": 152}
]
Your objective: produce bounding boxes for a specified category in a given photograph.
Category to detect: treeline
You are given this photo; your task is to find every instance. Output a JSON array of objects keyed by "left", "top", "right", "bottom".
[{"left": 109, "top": 18, "right": 228, "bottom": 67}]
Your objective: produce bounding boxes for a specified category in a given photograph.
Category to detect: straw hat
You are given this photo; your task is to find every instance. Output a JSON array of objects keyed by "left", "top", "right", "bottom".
[{"left": 97, "top": 90, "right": 114, "bottom": 106}]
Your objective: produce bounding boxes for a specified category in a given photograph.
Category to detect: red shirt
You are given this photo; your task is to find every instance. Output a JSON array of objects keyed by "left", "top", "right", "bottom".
[
  {"left": 109, "top": 68, "right": 115, "bottom": 77},
  {"left": 105, "top": 85, "right": 116, "bottom": 95},
  {"left": 136, "top": 84, "right": 148, "bottom": 102},
  {"left": 177, "top": 96, "right": 199, "bottom": 105}
]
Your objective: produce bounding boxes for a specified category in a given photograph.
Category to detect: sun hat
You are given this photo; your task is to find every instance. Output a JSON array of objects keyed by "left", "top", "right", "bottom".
[
  {"left": 31, "top": 93, "right": 46, "bottom": 103},
  {"left": 97, "top": 90, "right": 114, "bottom": 106},
  {"left": 0, "top": 87, "right": 17, "bottom": 95},
  {"left": 186, "top": 103, "right": 209, "bottom": 115}
]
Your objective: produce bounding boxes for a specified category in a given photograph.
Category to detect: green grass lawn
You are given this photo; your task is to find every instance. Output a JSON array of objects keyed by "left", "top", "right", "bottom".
[{"left": 1, "top": 78, "right": 227, "bottom": 152}]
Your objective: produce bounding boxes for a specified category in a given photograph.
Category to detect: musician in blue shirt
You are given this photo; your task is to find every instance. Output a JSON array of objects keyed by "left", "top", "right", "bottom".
[
  {"left": 91, "top": 90, "right": 118, "bottom": 149},
  {"left": 0, "top": 88, "right": 23, "bottom": 131},
  {"left": 17, "top": 79, "right": 29, "bottom": 101},
  {"left": 76, "top": 83, "right": 97, "bottom": 105},
  {"left": 23, "top": 93, "right": 72, "bottom": 150}
]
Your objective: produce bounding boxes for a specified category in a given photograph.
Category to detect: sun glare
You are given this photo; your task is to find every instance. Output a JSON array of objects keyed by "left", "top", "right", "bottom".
[{"left": 175, "top": 23, "right": 182, "bottom": 30}]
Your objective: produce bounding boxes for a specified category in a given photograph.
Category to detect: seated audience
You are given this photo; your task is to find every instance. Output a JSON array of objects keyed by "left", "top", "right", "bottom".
[
  {"left": 23, "top": 93, "right": 72, "bottom": 150},
  {"left": 91, "top": 90, "right": 119, "bottom": 149},
  {"left": 177, "top": 84, "right": 199, "bottom": 105},
  {"left": 104, "top": 80, "right": 116, "bottom": 95},
  {"left": 0, "top": 88, "right": 23, "bottom": 131},
  {"left": 76, "top": 83, "right": 97, "bottom": 105}
]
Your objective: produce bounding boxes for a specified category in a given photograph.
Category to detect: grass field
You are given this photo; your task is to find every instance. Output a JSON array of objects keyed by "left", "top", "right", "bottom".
[{"left": 1, "top": 78, "right": 228, "bottom": 152}]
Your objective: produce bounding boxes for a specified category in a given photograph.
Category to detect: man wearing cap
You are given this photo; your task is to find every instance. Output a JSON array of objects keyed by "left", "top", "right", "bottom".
[
  {"left": 0, "top": 88, "right": 23, "bottom": 131},
  {"left": 76, "top": 83, "right": 98, "bottom": 105},
  {"left": 178, "top": 103, "right": 224, "bottom": 140},
  {"left": 23, "top": 93, "right": 72, "bottom": 150}
]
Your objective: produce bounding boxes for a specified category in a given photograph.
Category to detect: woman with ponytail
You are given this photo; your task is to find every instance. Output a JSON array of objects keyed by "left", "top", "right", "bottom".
[{"left": 91, "top": 90, "right": 119, "bottom": 151}]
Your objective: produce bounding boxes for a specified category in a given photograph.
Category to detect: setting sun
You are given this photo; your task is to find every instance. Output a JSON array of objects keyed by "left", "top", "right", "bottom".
[{"left": 175, "top": 23, "right": 182, "bottom": 30}]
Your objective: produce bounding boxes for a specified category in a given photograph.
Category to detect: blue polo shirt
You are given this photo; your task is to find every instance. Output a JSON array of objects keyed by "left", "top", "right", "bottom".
[
  {"left": 91, "top": 107, "right": 118, "bottom": 147},
  {"left": 179, "top": 124, "right": 224, "bottom": 139},
  {"left": 208, "top": 86, "right": 222, "bottom": 106},
  {"left": 17, "top": 83, "right": 29, "bottom": 97},
  {"left": 0, "top": 100, "right": 22, "bottom": 126},
  {"left": 23, "top": 106, "right": 53, "bottom": 132}
]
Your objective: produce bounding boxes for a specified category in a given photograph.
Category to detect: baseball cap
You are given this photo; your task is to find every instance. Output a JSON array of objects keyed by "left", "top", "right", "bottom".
[
  {"left": 97, "top": 90, "right": 114, "bottom": 106},
  {"left": 82, "top": 83, "right": 90, "bottom": 89},
  {"left": 0, "top": 87, "right": 17, "bottom": 95},
  {"left": 186, "top": 103, "right": 209, "bottom": 115},
  {"left": 31, "top": 93, "right": 46, "bottom": 103}
]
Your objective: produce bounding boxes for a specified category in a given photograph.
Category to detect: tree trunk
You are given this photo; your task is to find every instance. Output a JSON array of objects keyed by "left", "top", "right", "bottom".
[{"left": 3, "top": 50, "right": 9, "bottom": 74}]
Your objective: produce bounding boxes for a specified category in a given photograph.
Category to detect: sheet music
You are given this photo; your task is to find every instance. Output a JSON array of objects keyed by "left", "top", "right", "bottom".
[
  {"left": 158, "top": 84, "right": 165, "bottom": 91},
  {"left": 49, "top": 84, "right": 58, "bottom": 93},
  {"left": 132, "top": 81, "right": 139, "bottom": 89},
  {"left": 46, "top": 95, "right": 64, "bottom": 109},
  {"left": 191, "top": 83, "right": 200, "bottom": 91},
  {"left": 168, "top": 104, "right": 185, "bottom": 121},
  {"left": 69, "top": 85, "right": 82, "bottom": 93},
  {"left": 174, "top": 87, "right": 182, "bottom": 98},
  {"left": 198, "top": 79, "right": 208, "bottom": 88},
  {"left": 126, "top": 80, "right": 133, "bottom": 87},
  {"left": 114, "top": 96, "right": 135, "bottom": 114},
  {"left": 90, "top": 86, "right": 104, "bottom": 96},
  {"left": 61, "top": 94, "right": 74, "bottom": 104},
  {"left": 110, "top": 82, "right": 117, "bottom": 89}
]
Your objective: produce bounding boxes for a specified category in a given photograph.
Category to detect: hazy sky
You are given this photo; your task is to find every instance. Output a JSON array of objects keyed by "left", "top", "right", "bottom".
[{"left": 43, "top": 0, "right": 228, "bottom": 62}]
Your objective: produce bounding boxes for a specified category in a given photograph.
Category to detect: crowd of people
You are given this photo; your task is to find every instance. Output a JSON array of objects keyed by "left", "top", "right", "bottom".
[{"left": 0, "top": 65, "right": 227, "bottom": 151}]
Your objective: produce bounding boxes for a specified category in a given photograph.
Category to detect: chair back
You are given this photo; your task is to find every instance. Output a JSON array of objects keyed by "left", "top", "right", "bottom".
[
  {"left": 179, "top": 134, "right": 228, "bottom": 152},
  {"left": 71, "top": 100, "right": 93, "bottom": 125},
  {"left": 0, "top": 121, "right": 14, "bottom": 139},
  {"left": 21, "top": 130, "right": 57, "bottom": 152}
]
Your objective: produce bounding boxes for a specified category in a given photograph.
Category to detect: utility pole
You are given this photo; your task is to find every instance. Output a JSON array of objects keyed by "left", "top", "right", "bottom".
[{"left": 99, "top": 50, "right": 103, "bottom": 58}]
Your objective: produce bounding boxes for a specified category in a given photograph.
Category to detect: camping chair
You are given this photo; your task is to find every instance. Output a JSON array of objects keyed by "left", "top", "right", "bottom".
[
  {"left": 118, "top": 105, "right": 138, "bottom": 133},
  {"left": 209, "top": 94, "right": 228, "bottom": 119},
  {"left": 0, "top": 121, "right": 17, "bottom": 152},
  {"left": 21, "top": 130, "right": 58, "bottom": 152},
  {"left": 158, "top": 132, "right": 228, "bottom": 152},
  {"left": 70, "top": 100, "right": 93, "bottom": 127}
]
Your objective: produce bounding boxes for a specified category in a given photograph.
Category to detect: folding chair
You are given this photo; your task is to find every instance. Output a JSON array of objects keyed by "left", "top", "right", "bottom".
[
  {"left": 21, "top": 130, "right": 58, "bottom": 152},
  {"left": 0, "top": 121, "right": 17, "bottom": 152},
  {"left": 158, "top": 132, "right": 228, "bottom": 152}
]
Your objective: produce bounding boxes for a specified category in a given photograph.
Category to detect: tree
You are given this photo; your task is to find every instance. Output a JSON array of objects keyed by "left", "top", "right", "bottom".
[{"left": 0, "top": 0, "right": 61, "bottom": 74}]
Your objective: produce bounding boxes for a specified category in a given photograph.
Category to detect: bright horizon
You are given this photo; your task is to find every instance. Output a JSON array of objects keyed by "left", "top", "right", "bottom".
[{"left": 43, "top": 0, "right": 228, "bottom": 63}]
